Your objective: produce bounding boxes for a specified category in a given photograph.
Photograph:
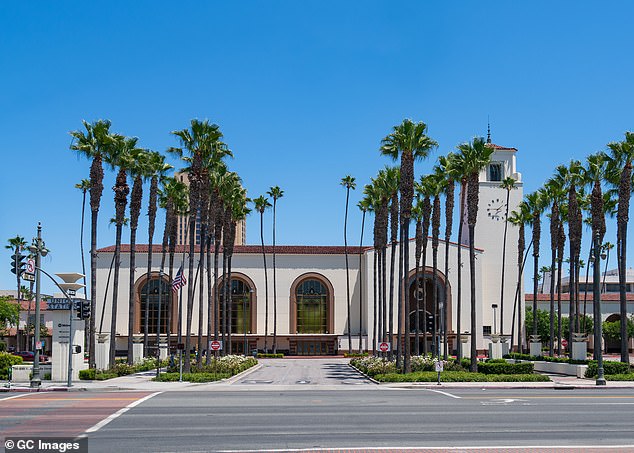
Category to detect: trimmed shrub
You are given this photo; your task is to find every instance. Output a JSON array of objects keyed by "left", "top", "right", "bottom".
[
  {"left": 585, "top": 360, "right": 630, "bottom": 378},
  {"left": 478, "top": 361, "right": 534, "bottom": 375},
  {"left": 79, "top": 369, "right": 96, "bottom": 380},
  {"left": 343, "top": 352, "right": 368, "bottom": 358},
  {"left": 375, "top": 371, "right": 550, "bottom": 382},
  {"left": 257, "top": 353, "right": 284, "bottom": 358},
  {"left": 605, "top": 373, "right": 634, "bottom": 381},
  {"left": 0, "top": 352, "right": 23, "bottom": 379},
  {"left": 153, "top": 372, "right": 231, "bottom": 382}
]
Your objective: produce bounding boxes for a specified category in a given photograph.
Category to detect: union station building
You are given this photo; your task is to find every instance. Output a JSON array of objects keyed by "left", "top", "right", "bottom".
[{"left": 95, "top": 143, "right": 525, "bottom": 356}]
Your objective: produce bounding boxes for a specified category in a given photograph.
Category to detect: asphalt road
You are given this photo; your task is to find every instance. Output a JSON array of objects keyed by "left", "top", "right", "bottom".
[{"left": 83, "top": 388, "right": 634, "bottom": 452}]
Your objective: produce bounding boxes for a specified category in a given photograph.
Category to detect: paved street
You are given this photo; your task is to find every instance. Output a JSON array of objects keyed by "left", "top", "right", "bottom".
[{"left": 2, "top": 358, "right": 634, "bottom": 452}]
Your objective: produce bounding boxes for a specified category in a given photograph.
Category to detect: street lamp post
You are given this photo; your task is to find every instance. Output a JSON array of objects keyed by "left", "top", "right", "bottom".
[
  {"left": 28, "top": 223, "right": 48, "bottom": 388},
  {"left": 592, "top": 232, "right": 606, "bottom": 385}
]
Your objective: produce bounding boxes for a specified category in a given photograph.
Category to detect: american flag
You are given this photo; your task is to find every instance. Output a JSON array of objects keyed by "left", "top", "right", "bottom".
[{"left": 171, "top": 265, "right": 187, "bottom": 292}]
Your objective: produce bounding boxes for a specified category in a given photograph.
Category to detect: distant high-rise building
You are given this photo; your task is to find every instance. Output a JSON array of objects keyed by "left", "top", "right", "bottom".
[{"left": 175, "top": 172, "right": 246, "bottom": 246}]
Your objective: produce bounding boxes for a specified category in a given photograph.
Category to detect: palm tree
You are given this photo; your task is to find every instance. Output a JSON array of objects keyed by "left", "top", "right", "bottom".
[
  {"left": 372, "top": 170, "right": 390, "bottom": 357},
  {"left": 508, "top": 202, "right": 532, "bottom": 353},
  {"left": 209, "top": 163, "right": 230, "bottom": 354},
  {"left": 539, "top": 266, "right": 552, "bottom": 293},
  {"left": 267, "top": 186, "right": 284, "bottom": 354},
  {"left": 436, "top": 153, "right": 457, "bottom": 359},
  {"left": 457, "top": 137, "right": 493, "bottom": 371},
  {"left": 416, "top": 175, "right": 434, "bottom": 355},
  {"left": 541, "top": 178, "right": 564, "bottom": 356},
  {"left": 411, "top": 194, "right": 424, "bottom": 356},
  {"left": 70, "top": 119, "right": 116, "bottom": 369},
  {"left": 105, "top": 135, "right": 138, "bottom": 367},
  {"left": 600, "top": 242, "right": 614, "bottom": 293},
  {"left": 340, "top": 175, "right": 357, "bottom": 353},
  {"left": 380, "top": 119, "right": 437, "bottom": 373},
  {"left": 143, "top": 152, "right": 172, "bottom": 353},
  {"left": 253, "top": 195, "right": 272, "bottom": 352},
  {"left": 525, "top": 190, "right": 544, "bottom": 351},
  {"left": 383, "top": 167, "right": 399, "bottom": 356},
  {"left": 126, "top": 149, "right": 151, "bottom": 364},
  {"left": 168, "top": 119, "right": 230, "bottom": 372},
  {"left": 606, "top": 131, "right": 634, "bottom": 363},
  {"left": 499, "top": 177, "right": 518, "bottom": 340},
  {"left": 451, "top": 151, "right": 469, "bottom": 361},
  {"left": 429, "top": 175, "right": 443, "bottom": 358},
  {"left": 585, "top": 152, "right": 608, "bottom": 360},
  {"left": 158, "top": 177, "right": 188, "bottom": 348},
  {"left": 357, "top": 198, "right": 370, "bottom": 353},
  {"left": 75, "top": 179, "right": 91, "bottom": 357},
  {"left": 362, "top": 184, "right": 379, "bottom": 356}
]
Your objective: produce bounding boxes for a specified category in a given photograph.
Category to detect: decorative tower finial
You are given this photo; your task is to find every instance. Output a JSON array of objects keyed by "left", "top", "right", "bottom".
[{"left": 487, "top": 117, "right": 491, "bottom": 144}]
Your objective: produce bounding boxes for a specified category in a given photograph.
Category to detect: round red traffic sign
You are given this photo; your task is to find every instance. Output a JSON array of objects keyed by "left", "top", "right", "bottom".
[
  {"left": 378, "top": 342, "right": 390, "bottom": 352},
  {"left": 561, "top": 339, "right": 568, "bottom": 348},
  {"left": 210, "top": 340, "right": 222, "bottom": 351}
]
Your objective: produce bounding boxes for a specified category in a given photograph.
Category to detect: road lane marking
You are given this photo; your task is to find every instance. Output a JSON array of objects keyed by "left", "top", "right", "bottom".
[
  {"left": 216, "top": 445, "right": 634, "bottom": 452},
  {"left": 424, "top": 389, "right": 461, "bottom": 399},
  {"left": 84, "top": 392, "right": 161, "bottom": 434},
  {"left": 0, "top": 394, "right": 32, "bottom": 402}
]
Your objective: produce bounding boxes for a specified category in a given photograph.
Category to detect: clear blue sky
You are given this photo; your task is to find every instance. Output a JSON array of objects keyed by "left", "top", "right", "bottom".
[{"left": 1, "top": 2, "right": 633, "bottom": 294}]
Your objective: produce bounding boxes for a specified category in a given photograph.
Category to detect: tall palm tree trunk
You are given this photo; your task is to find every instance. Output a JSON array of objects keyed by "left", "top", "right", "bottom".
[
  {"left": 144, "top": 176, "right": 158, "bottom": 356},
  {"left": 402, "top": 220, "right": 412, "bottom": 373},
  {"left": 373, "top": 250, "right": 378, "bottom": 356},
  {"left": 184, "top": 211, "right": 196, "bottom": 372},
  {"left": 272, "top": 202, "right": 278, "bottom": 354},
  {"left": 343, "top": 186, "right": 352, "bottom": 353},
  {"left": 89, "top": 156, "right": 104, "bottom": 369},
  {"left": 617, "top": 161, "right": 631, "bottom": 363},
  {"left": 260, "top": 212, "right": 270, "bottom": 353},
  {"left": 358, "top": 210, "right": 366, "bottom": 353},
  {"left": 127, "top": 175, "right": 143, "bottom": 365},
  {"left": 456, "top": 180, "right": 466, "bottom": 361}
]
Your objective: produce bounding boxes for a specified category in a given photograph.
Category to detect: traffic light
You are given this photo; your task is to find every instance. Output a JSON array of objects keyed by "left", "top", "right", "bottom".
[
  {"left": 10, "top": 252, "right": 26, "bottom": 275},
  {"left": 425, "top": 313, "right": 435, "bottom": 333},
  {"left": 80, "top": 300, "right": 91, "bottom": 319},
  {"left": 74, "top": 300, "right": 82, "bottom": 319}
]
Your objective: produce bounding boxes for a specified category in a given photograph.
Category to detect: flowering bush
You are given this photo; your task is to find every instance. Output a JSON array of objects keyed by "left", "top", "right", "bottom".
[{"left": 350, "top": 356, "right": 397, "bottom": 377}]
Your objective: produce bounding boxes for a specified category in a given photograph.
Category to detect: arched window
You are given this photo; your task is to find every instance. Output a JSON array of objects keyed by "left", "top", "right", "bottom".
[
  {"left": 219, "top": 278, "right": 253, "bottom": 334},
  {"left": 295, "top": 279, "right": 329, "bottom": 334},
  {"left": 139, "top": 277, "right": 171, "bottom": 335}
]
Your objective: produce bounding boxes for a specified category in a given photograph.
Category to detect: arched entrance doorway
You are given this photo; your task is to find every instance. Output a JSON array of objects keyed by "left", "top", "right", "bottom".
[
  {"left": 217, "top": 274, "right": 256, "bottom": 355},
  {"left": 289, "top": 273, "right": 336, "bottom": 355},
  {"left": 406, "top": 268, "right": 451, "bottom": 355}
]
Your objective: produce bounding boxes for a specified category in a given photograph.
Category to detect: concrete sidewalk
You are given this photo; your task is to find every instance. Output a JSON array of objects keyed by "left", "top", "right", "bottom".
[{"left": 3, "top": 359, "right": 634, "bottom": 392}]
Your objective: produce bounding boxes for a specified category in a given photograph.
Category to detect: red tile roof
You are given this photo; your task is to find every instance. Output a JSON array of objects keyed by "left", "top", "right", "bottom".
[
  {"left": 4, "top": 299, "right": 49, "bottom": 311},
  {"left": 486, "top": 143, "right": 518, "bottom": 151}
]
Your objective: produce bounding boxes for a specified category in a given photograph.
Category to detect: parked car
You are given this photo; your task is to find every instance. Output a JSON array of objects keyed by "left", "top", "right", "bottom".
[{"left": 11, "top": 351, "right": 49, "bottom": 362}]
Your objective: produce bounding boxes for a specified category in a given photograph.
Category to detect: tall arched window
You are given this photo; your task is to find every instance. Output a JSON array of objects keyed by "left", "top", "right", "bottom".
[
  {"left": 295, "top": 279, "right": 329, "bottom": 334},
  {"left": 139, "top": 277, "right": 171, "bottom": 334},
  {"left": 219, "top": 278, "right": 253, "bottom": 334}
]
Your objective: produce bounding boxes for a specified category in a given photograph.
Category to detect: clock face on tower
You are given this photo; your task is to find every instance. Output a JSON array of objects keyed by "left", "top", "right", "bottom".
[{"left": 486, "top": 198, "right": 507, "bottom": 221}]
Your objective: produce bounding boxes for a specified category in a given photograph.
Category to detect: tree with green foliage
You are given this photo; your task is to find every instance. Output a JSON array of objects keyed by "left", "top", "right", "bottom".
[{"left": 0, "top": 296, "right": 20, "bottom": 333}]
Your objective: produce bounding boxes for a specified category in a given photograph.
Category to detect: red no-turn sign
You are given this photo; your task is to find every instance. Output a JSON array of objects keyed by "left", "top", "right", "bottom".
[
  {"left": 209, "top": 340, "right": 223, "bottom": 351},
  {"left": 561, "top": 339, "right": 568, "bottom": 348},
  {"left": 378, "top": 342, "right": 390, "bottom": 352}
]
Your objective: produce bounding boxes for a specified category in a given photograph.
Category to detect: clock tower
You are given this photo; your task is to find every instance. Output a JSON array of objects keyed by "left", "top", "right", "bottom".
[{"left": 460, "top": 136, "right": 524, "bottom": 340}]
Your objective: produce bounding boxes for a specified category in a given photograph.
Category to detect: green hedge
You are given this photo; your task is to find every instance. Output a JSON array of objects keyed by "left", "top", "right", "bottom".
[
  {"left": 375, "top": 371, "right": 550, "bottom": 382},
  {"left": 0, "top": 352, "right": 23, "bottom": 379},
  {"left": 257, "top": 353, "right": 284, "bottom": 358},
  {"left": 154, "top": 372, "right": 231, "bottom": 382},
  {"left": 478, "top": 361, "right": 534, "bottom": 375},
  {"left": 605, "top": 373, "right": 634, "bottom": 381},
  {"left": 506, "top": 352, "right": 588, "bottom": 365},
  {"left": 585, "top": 360, "right": 631, "bottom": 378}
]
